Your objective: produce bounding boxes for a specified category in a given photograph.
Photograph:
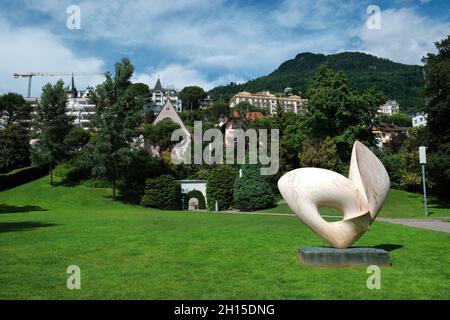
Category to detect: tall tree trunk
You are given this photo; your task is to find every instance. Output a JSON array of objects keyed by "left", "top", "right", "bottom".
[
  {"left": 49, "top": 163, "right": 53, "bottom": 185},
  {"left": 112, "top": 179, "right": 116, "bottom": 200}
]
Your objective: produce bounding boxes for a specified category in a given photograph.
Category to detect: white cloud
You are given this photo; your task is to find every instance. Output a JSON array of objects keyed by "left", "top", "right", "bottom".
[
  {"left": 133, "top": 64, "right": 245, "bottom": 91},
  {"left": 354, "top": 7, "right": 450, "bottom": 64},
  {"left": 0, "top": 18, "right": 104, "bottom": 96}
]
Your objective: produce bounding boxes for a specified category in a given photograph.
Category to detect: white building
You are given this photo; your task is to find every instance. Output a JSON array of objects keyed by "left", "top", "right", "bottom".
[
  {"left": 66, "top": 78, "right": 96, "bottom": 130},
  {"left": 178, "top": 180, "right": 208, "bottom": 206},
  {"left": 229, "top": 91, "right": 307, "bottom": 114},
  {"left": 378, "top": 100, "right": 400, "bottom": 115},
  {"left": 149, "top": 78, "right": 182, "bottom": 113},
  {"left": 412, "top": 112, "right": 428, "bottom": 127}
]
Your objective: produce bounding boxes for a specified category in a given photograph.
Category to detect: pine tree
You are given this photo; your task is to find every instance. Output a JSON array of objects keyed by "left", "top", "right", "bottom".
[
  {"left": 32, "top": 80, "right": 74, "bottom": 185},
  {"left": 89, "top": 58, "right": 145, "bottom": 199}
]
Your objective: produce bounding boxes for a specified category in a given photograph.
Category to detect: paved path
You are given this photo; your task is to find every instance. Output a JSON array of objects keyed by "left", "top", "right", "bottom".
[
  {"left": 377, "top": 217, "right": 450, "bottom": 233},
  {"left": 221, "top": 211, "right": 450, "bottom": 233}
]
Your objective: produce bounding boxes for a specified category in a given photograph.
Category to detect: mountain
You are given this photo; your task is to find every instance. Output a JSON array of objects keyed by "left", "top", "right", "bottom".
[{"left": 209, "top": 52, "right": 425, "bottom": 111}]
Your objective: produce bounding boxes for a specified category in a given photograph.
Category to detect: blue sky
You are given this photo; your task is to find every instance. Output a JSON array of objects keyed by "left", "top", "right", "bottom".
[{"left": 0, "top": 0, "right": 449, "bottom": 96}]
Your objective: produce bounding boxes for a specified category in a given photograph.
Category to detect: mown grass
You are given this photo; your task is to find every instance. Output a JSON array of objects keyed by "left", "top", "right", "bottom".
[
  {"left": 258, "top": 189, "right": 450, "bottom": 218},
  {"left": 0, "top": 177, "right": 449, "bottom": 299}
]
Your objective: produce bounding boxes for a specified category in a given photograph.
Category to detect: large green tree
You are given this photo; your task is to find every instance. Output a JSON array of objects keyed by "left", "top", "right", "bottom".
[
  {"left": 422, "top": 35, "right": 450, "bottom": 198},
  {"left": 303, "top": 65, "right": 385, "bottom": 161},
  {"left": 0, "top": 92, "right": 32, "bottom": 173},
  {"left": 0, "top": 93, "right": 31, "bottom": 126},
  {"left": 31, "top": 80, "right": 74, "bottom": 184},
  {"left": 90, "top": 58, "right": 146, "bottom": 199},
  {"left": 179, "top": 86, "right": 207, "bottom": 110}
]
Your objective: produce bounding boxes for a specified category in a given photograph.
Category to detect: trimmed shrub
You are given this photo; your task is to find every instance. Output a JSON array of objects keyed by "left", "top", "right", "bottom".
[
  {"left": 184, "top": 189, "right": 206, "bottom": 210},
  {"left": 140, "top": 175, "right": 181, "bottom": 210},
  {"left": 233, "top": 165, "right": 275, "bottom": 211},
  {"left": 0, "top": 165, "right": 49, "bottom": 191},
  {"left": 206, "top": 165, "right": 238, "bottom": 210}
]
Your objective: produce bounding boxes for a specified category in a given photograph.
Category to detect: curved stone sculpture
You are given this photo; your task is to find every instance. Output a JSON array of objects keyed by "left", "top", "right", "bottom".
[{"left": 278, "top": 141, "right": 390, "bottom": 248}]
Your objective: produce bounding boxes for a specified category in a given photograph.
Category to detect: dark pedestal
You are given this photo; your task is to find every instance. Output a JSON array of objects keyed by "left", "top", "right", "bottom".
[{"left": 299, "top": 247, "right": 390, "bottom": 267}]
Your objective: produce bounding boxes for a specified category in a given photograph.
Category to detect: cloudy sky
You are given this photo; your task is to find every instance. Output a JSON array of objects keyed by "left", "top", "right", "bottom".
[{"left": 0, "top": 0, "right": 449, "bottom": 96}]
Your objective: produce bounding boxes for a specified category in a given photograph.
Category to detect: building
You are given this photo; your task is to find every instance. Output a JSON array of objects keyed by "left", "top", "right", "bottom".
[
  {"left": 372, "top": 122, "right": 408, "bottom": 150},
  {"left": 229, "top": 91, "right": 307, "bottom": 114},
  {"left": 199, "top": 95, "right": 213, "bottom": 109},
  {"left": 145, "top": 99, "right": 190, "bottom": 160},
  {"left": 148, "top": 78, "right": 182, "bottom": 113},
  {"left": 378, "top": 100, "right": 400, "bottom": 115},
  {"left": 66, "top": 76, "right": 96, "bottom": 130},
  {"left": 411, "top": 112, "right": 428, "bottom": 127}
]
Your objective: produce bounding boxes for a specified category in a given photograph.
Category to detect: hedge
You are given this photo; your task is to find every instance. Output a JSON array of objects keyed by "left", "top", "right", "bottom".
[
  {"left": 206, "top": 165, "right": 238, "bottom": 210},
  {"left": 233, "top": 165, "right": 275, "bottom": 211},
  {"left": 184, "top": 189, "right": 206, "bottom": 210},
  {"left": 0, "top": 165, "right": 49, "bottom": 191},
  {"left": 140, "top": 174, "right": 182, "bottom": 210}
]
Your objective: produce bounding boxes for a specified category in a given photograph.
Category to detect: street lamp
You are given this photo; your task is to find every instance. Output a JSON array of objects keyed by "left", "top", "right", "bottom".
[{"left": 419, "top": 146, "right": 428, "bottom": 217}]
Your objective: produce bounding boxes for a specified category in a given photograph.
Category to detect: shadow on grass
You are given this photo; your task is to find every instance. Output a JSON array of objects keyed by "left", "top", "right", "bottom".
[
  {"left": 0, "top": 221, "right": 57, "bottom": 233},
  {"left": 0, "top": 204, "right": 48, "bottom": 214},
  {"left": 374, "top": 244, "right": 404, "bottom": 252},
  {"left": 102, "top": 194, "right": 137, "bottom": 205}
]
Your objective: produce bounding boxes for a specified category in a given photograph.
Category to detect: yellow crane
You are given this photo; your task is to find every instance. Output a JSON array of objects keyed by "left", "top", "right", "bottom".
[{"left": 13, "top": 72, "right": 106, "bottom": 97}]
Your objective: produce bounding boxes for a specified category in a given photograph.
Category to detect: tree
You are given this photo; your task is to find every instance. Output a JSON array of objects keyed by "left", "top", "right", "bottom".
[
  {"left": 206, "top": 165, "right": 238, "bottom": 210},
  {"left": 144, "top": 120, "right": 181, "bottom": 152},
  {"left": 140, "top": 174, "right": 181, "bottom": 209},
  {"left": 184, "top": 189, "right": 206, "bottom": 210},
  {"left": 303, "top": 65, "right": 385, "bottom": 161},
  {"left": 89, "top": 58, "right": 146, "bottom": 199},
  {"left": 422, "top": 35, "right": 450, "bottom": 198},
  {"left": 119, "top": 148, "right": 167, "bottom": 203},
  {"left": 210, "top": 101, "right": 230, "bottom": 120},
  {"left": 31, "top": 80, "right": 74, "bottom": 184},
  {"left": 0, "top": 93, "right": 31, "bottom": 126},
  {"left": 400, "top": 127, "right": 427, "bottom": 192},
  {"left": 298, "top": 137, "right": 339, "bottom": 171},
  {"left": 233, "top": 165, "right": 275, "bottom": 211},
  {"left": 376, "top": 113, "right": 412, "bottom": 127},
  {"left": 0, "top": 124, "right": 30, "bottom": 173},
  {"left": 179, "top": 86, "right": 207, "bottom": 110}
]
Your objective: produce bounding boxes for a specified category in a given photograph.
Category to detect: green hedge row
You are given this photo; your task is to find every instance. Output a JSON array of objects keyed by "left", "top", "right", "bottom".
[{"left": 0, "top": 165, "right": 49, "bottom": 191}]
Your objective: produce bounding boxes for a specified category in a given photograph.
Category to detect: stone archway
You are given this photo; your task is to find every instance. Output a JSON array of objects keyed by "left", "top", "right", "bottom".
[{"left": 188, "top": 198, "right": 199, "bottom": 211}]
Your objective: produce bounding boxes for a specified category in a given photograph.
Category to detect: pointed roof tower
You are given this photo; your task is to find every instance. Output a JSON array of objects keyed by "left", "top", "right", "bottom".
[
  {"left": 69, "top": 73, "right": 77, "bottom": 98},
  {"left": 154, "top": 77, "right": 163, "bottom": 91}
]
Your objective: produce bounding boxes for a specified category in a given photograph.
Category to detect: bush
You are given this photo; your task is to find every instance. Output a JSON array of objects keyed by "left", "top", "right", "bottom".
[
  {"left": 234, "top": 165, "right": 275, "bottom": 211},
  {"left": 140, "top": 175, "right": 181, "bottom": 210},
  {"left": 0, "top": 165, "right": 49, "bottom": 191},
  {"left": 184, "top": 189, "right": 206, "bottom": 209},
  {"left": 206, "top": 165, "right": 238, "bottom": 210},
  {"left": 118, "top": 148, "right": 168, "bottom": 203}
]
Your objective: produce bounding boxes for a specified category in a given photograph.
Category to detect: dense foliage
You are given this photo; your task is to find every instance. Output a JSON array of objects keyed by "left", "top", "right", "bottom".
[
  {"left": 422, "top": 35, "right": 450, "bottom": 198},
  {"left": 89, "top": 59, "right": 146, "bottom": 199},
  {"left": 303, "top": 65, "right": 385, "bottom": 161},
  {"left": 210, "top": 52, "right": 424, "bottom": 111},
  {"left": 140, "top": 174, "right": 181, "bottom": 210},
  {"left": 179, "top": 86, "right": 207, "bottom": 110},
  {"left": 206, "top": 165, "right": 238, "bottom": 210},
  {"left": 233, "top": 165, "right": 275, "bottom": 211},
  {"left": 31, "top": 80, "right": 74, "bottom": 184}
]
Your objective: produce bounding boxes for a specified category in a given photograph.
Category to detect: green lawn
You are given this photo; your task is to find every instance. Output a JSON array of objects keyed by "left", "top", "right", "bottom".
[
  {"left": 0, "top": 177, "right": 449, "bottom": 299},
  {"left": 258, "top": 189, "right": 450, "bottom": 218}
]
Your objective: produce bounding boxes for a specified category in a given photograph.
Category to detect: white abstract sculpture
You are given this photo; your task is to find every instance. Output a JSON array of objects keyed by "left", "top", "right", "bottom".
[{"left": 278, "top": 141, "right": 390, "bottom": 249}]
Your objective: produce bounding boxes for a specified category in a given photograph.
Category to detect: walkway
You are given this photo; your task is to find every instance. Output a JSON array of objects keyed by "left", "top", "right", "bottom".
[{"left": 221, "top": 211, "right": 450, "bottom": 233}]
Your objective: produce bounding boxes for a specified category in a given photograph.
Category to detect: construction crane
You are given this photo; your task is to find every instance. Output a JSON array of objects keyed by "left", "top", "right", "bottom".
[{"left": 13, "top": 72, "right": 106, "bottom": 97}]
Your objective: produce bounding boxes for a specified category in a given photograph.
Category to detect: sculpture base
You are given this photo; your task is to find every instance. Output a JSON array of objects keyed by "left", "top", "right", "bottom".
[{"left": 299, "top": 247, "right": 390, "bottom": 267}]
